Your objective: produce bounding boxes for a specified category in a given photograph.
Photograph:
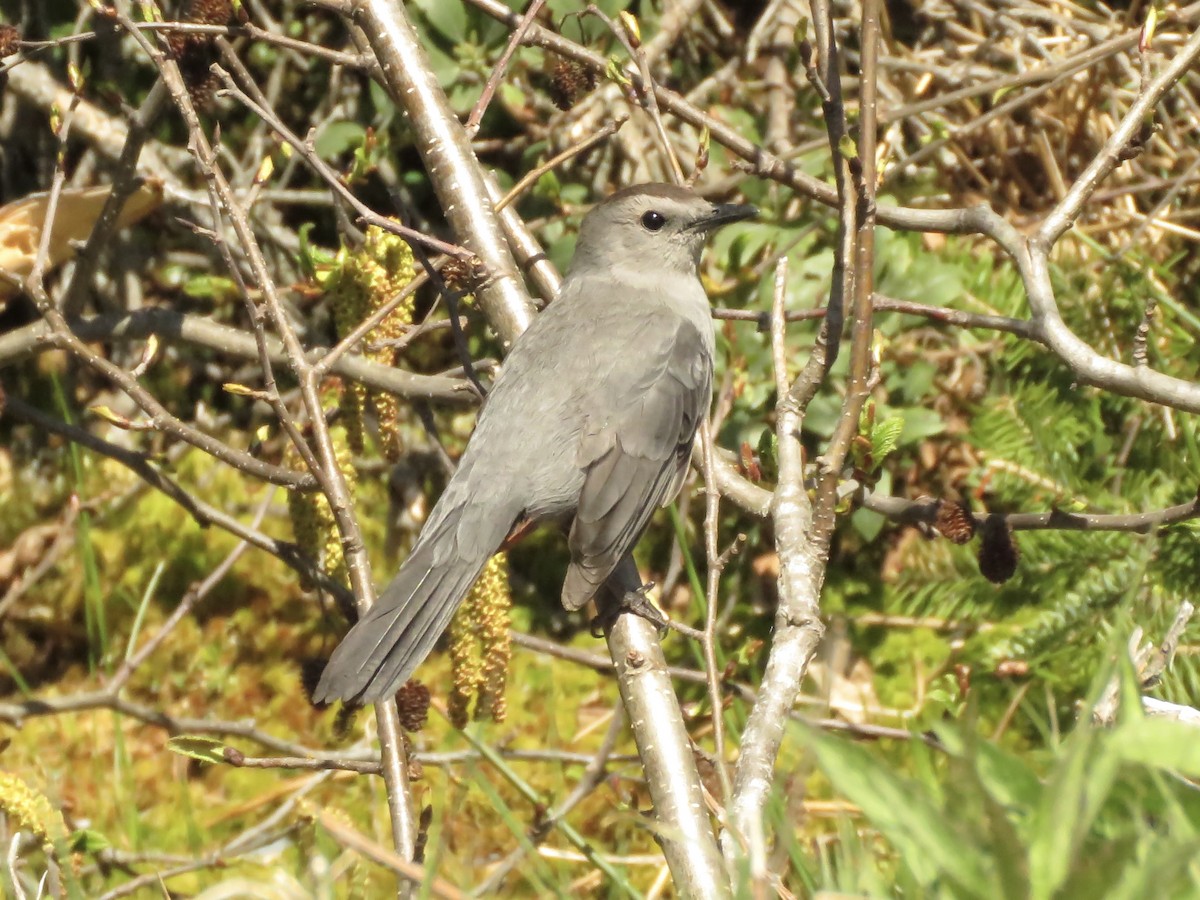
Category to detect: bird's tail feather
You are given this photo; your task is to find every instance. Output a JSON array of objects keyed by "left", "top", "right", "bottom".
[{"left": 313, "top": 507, "right": 498, "bottom": 705}]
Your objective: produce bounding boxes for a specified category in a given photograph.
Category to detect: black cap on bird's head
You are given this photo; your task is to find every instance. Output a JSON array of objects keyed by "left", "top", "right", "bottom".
[{"left": 569, "top": 183, "right": 758, "bottom": 278}]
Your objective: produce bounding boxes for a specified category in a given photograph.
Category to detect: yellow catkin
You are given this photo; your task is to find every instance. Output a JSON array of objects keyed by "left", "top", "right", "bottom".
[
  {"left": 447, "top": 554, "right": 512, "bottom": 727},
  {"left": 372, "top": 390, "right": 404, "bottom": 461},
  {"left": 283, "top": 438, "right": 325, "bottom": 591},
  {"left": 314, "top": 422, "right": 354, "bottom": 587},
  {"left": 447, "top": 597, "right": 484, "bottom": 730},
  {"left": 340, "top": 381, "right": 368, "bottom": 456},
  {"left": 0, "top": 771, "right": 70, "bottom": 863},
  {"left": 326, "top": 257, "right": 370, "bottom": 455},
  {"left": 473, "top": 555, "right": 512, "bottom": 723},
  {"left": 322, "top": 224, "right": 416, "bottom": 461},
  {"left": 283, "top": 415, "right": 355, "bottom": 589}
]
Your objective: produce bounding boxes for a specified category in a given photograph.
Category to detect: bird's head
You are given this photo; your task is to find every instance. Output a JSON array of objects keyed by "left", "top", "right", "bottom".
[{"left": 567, "top": 183, "right": 758, "bottom": 280}]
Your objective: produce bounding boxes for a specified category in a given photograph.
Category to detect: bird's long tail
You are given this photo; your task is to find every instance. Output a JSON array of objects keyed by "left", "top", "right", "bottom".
[{"left": 313, "top": 498, "right": 508, "bottom": 705}]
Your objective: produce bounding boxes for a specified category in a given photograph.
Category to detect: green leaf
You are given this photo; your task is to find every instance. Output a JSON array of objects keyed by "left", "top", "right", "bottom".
[
  {"left": 804, "top": 725, "right": 992, "bottom": 894},
  {"left": 296, "top": 222, "right": 335, "bottom": 279},
  {"left": 948, "top": 750, "right": 1030, "bottom": 900},
  {"left": 897, "top": 407, "right": 945, "bottom": 446},
  {"left": 182, "top": 274, "right": 239, "bottom": 302},
  {"left": 1029, "top": 725, "right": 1120, "bottom": 900},
  {"left": 410, "top": 0, "right": 467, "bottom": 42},
  {"left": 851, "top": 505, "right": 885, "bottom": 541},
  {"left": 167, "top": 735, "right": 228, "bottom": 765},
  {"left": 898, "top": 359, "right": 938, "bottom": 401},
  {"left": 68, "top": 828, "right": 110, "bottom": 854},
  {"left": 534, "top": 169, "right": 562, "bottom": 201},
  {"left": 974, "top": 739, "right": 1044, "bottom": 814},
  {"left": 605, "top": 56, "right": 631, "bottom": 86},
  {"left": 935, "top": 723, "right": 1042, "bottom": 812},
  {"left": 313, "top": 120, "right": 366, "bottom": 160},
  {"left": 852, "top": 469, "right": 890, "bottom": 539},
  {"left": 1109, "top": 716, "right": 1200, "bottom": 777},
  {"left": 929, "top": 722, "right": 1034, "bottom": 899},
  {"left": 1098, "top": 836, "right": 1200, "bottom": 900},
  {"left": 870, "top": 414, "right": 904, "bottom": 464}
]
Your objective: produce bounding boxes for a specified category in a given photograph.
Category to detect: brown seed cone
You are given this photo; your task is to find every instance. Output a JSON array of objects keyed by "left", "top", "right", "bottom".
[
  {"left": 184, "top": 67, "right": 223, "bottom": 111},
  {"left": 167, "top": 0, "right": 233, "bottom": 54},
  {"left": 978, "top": 516, "right": 1019, "bottom": 584},
  {"left": 414, "top": 806, "right": 433, "bottom": 863},
  {"left": 935, "top": 500, "right": 976, "bottom": 544},
  {"left": 165, "top": 31, "right": 188, "bottom": 57},
  {"left": 0, "top": 24, "right": 21, "bottom": 58},
  {"left": 333, "top": 703, "right": 358, "bottom": 739},
  {"left": 395, "top": 680, "right": 431, "bottom": 733},
  {"left": 548, "top": 59, "right": 597, "bottom": 110},
  {"left": 166, "top": 0, "right": 233, "bottom": 105},
  {"left": 440, "top": 255, "right": 486, "bottom": 297},
  {"left": 298, "top": 657, "right": 329, "bottom": 708},
  {"left": 182, "top": 0, "right": 233, "bottom": 26}
]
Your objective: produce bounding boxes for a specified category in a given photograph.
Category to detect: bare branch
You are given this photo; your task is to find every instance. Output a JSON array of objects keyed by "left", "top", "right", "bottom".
[
  {"left": 599, "top": 560, "right": 731, "bottom": 897},
  {"left": 114, "top": 3, "right": 420, "bottom": 873},
  {"left": 862, "top": 491, "right": 1200, "bottom": 535},
  {"left": 724, "top": 257, "right": 825, "bottom": 861},
  {"left": 307, "top": 808, "right": 467, "bottom": 900}
]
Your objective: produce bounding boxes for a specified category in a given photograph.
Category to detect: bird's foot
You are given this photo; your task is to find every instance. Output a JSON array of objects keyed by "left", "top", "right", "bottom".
[{"left": 590, "top": 582, "right": 669, "bottom": 637}]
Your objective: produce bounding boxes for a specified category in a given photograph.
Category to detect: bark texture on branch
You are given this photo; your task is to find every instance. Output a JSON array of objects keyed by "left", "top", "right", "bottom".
[{"left": 602, "top": 559, "right": 731, "bottom": 899}]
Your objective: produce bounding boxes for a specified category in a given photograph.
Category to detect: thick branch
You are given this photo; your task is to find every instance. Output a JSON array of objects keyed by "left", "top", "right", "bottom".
[
  {"left": 601, "top": 560, "right": 731, "bottom": 899},
  {"left": 1016, "top": 24, "right": 1200, "bottom": 412},
  {"left": 347, "top": 0, "right": 535, "bottom": 348},
  {"left": 727, "top": 0, "right": 882, "bottom": 863},
  {"left": 724, "top": 259, "right": 826, "bottom": 862}
]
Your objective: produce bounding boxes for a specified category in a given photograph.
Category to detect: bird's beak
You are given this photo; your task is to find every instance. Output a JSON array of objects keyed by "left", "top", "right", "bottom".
[{"left": 688, "top": 202, "right": 759, "bottom": 232}]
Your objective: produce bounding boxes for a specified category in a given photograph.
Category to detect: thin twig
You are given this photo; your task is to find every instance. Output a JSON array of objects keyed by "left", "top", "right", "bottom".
[
  {"left": 309, "top": 807, "right": 468, "bottom": 900},
  {"left": 495, "top": 115, "right": 629, "bottom": 212},
  {"left": 465, "top": 0, "right": 547, "bottom": 137},
  {"left": 118, "top": 4, "right": 420, "bottom": 877},
  {"left": 699, "top": 419, "right": 732, "bottom": 801}
]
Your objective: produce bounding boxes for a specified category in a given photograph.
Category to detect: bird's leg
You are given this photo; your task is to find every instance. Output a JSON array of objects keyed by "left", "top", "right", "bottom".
[
  {"left": 499, "top": 515, "right": 537, "bottom": 551},
  {"left": 590, "top": 581, "right": 669, "bottom": 637}
]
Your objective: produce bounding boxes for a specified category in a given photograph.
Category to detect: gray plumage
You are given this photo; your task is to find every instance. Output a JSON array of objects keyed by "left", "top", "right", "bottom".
[{"left": 313, "top": 183, "right": 756, "bottom": 705}]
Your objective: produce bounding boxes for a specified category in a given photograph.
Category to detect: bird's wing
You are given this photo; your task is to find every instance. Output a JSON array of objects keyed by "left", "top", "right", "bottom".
[{"left": 561, "top": 317, "right": 711, "bottom": 610}]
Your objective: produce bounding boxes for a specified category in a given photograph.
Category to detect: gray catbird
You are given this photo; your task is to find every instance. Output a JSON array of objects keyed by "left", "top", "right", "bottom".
[{"left": 314, "top": 183, "right": 757, "bottom": 705}]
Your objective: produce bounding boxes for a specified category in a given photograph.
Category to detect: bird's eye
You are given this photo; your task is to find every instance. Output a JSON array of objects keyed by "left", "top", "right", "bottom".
[{"left": 641, "top": 210, "right": 667, "bottom": 231}]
